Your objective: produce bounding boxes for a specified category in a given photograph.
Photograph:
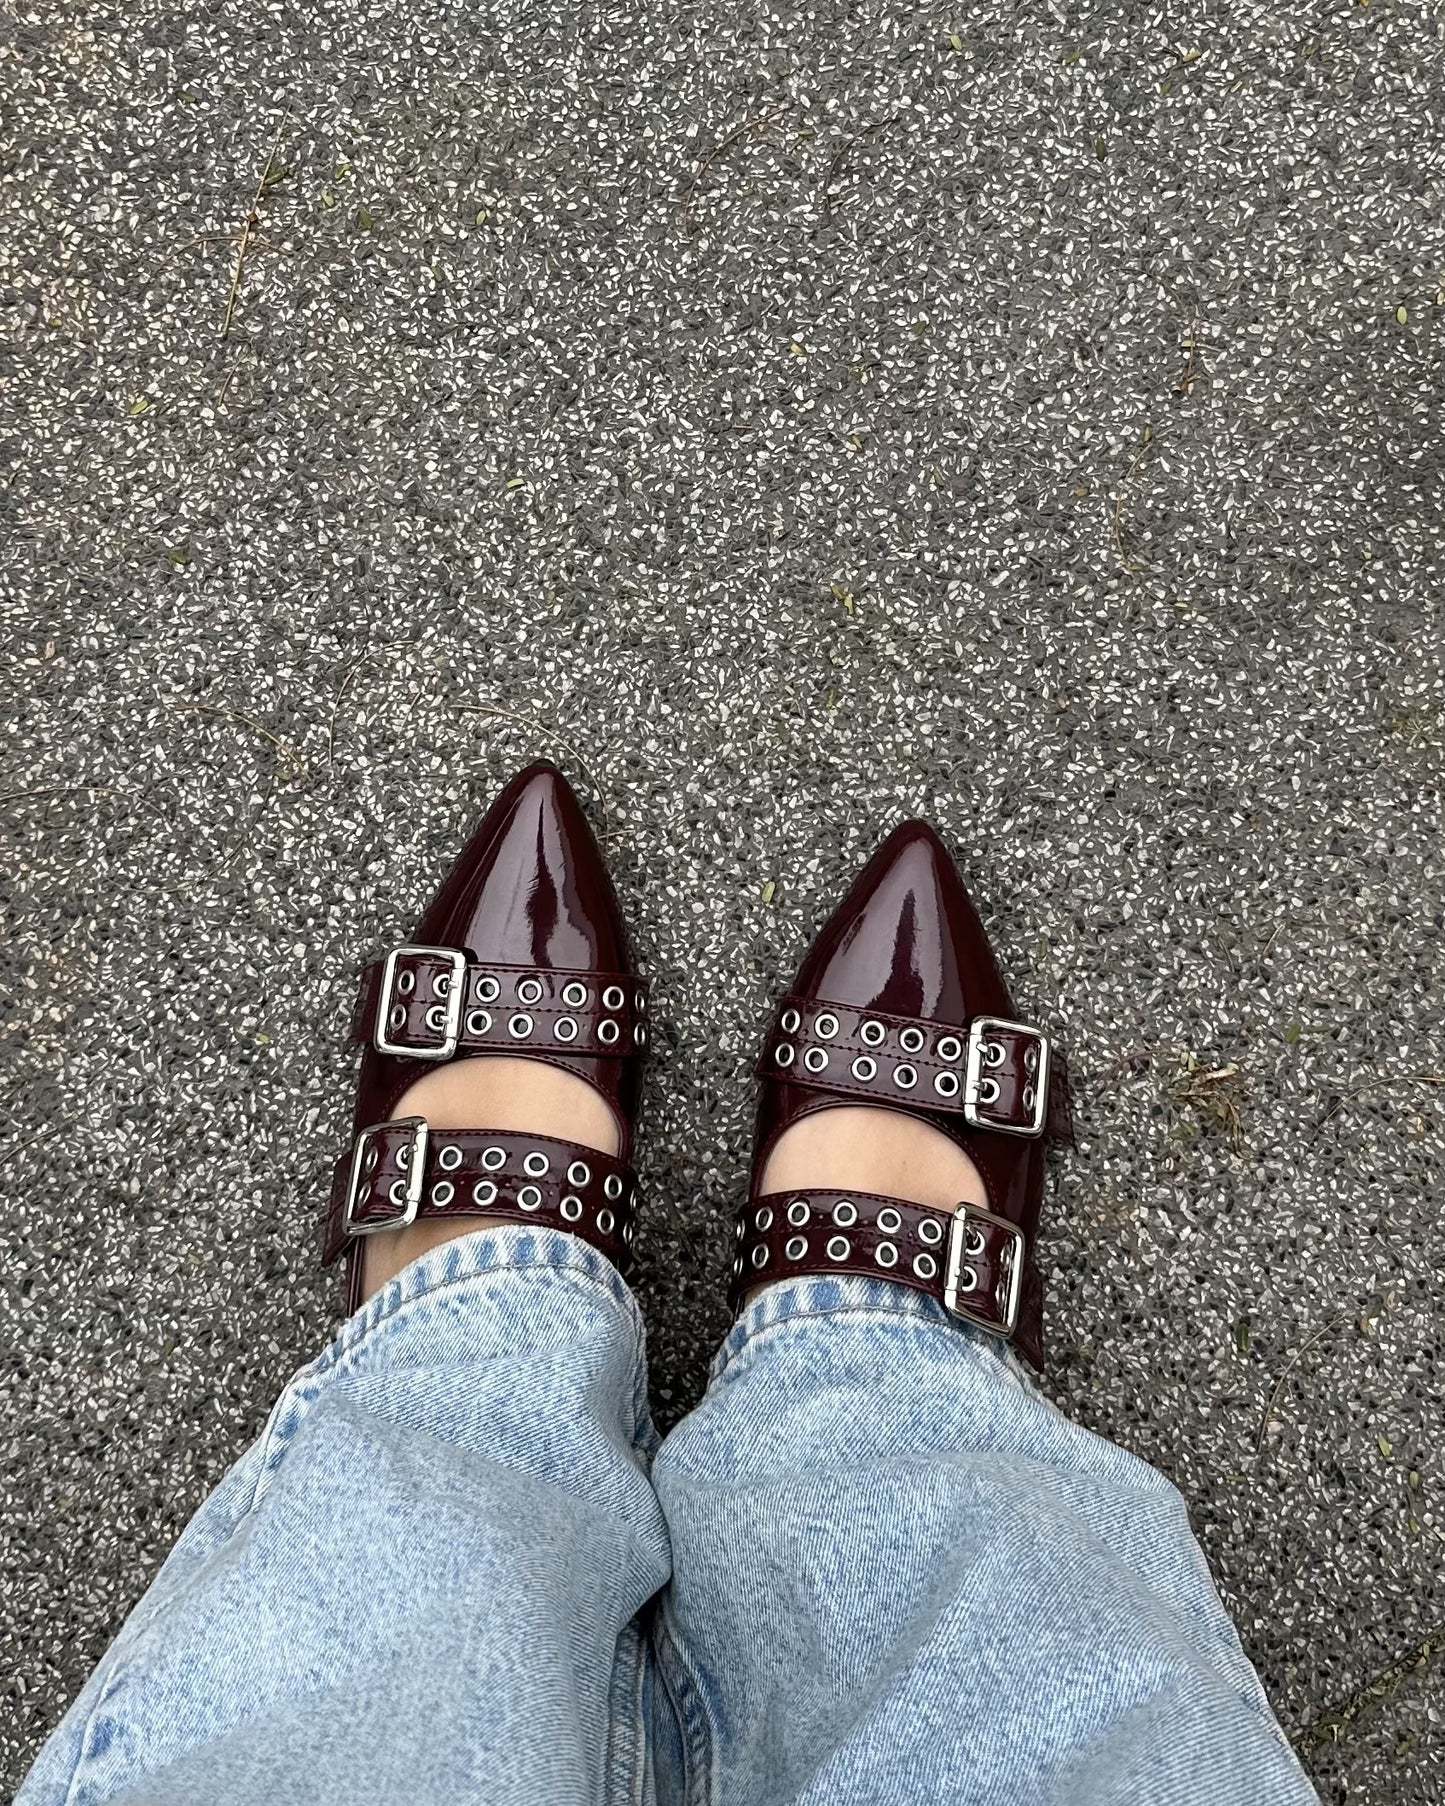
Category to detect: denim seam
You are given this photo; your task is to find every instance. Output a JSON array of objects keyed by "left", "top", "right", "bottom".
[
  {"left": 652, "top": 1602, "right": 715, "bottom": 1806},
  {"left": 60, "top": 1666, "right": 130, "bottom": 1806},
  {"left": 604, "top": 1622, "right": 650, "bottom": 1806}
]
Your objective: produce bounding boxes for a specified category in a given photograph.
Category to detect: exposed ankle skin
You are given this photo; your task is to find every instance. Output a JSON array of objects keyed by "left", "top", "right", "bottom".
[
  {"left": 747, "top": 1105, "right": 988, "bottom": 1301},
  {"left": 361, "top": 1058, "right": 620, "bottom": 1296}
]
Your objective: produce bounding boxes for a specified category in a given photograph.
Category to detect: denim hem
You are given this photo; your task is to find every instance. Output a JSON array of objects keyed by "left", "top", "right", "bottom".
[
  {"left": 338, "top": 1222, "right": 642, "bottom": 1348},
  {"left": 248, "top": 1225, "right": 656, "bottom": 1509},
  {"left": 711, "top": 1270, "right": 1030, "bottom": 1390}
]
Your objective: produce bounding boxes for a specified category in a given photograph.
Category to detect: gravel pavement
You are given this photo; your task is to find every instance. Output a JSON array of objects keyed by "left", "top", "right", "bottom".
[{"left": 3, "top": 1, "right": 1443, "bottom": 1798}]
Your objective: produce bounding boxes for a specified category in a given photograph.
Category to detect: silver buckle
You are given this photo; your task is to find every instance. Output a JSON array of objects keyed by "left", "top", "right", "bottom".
[
  {"left": 342, "top": 1117, "right": 429, "bottom": 1238},
  {"left": 373, "top": 945, "right": 467, "bottom": 1060},
  {"left": 944, "top": 1203, "right": 1025, "bottom": 1337},
  {"left": 963, "top": 1015, "right": 1050, "bottom": 1138}
]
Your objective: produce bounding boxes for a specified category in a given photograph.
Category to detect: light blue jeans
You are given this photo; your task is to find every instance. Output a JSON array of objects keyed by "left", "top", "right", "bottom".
[{"left": 20, "top": 1227, "right": 1319, "bottom": 1806}]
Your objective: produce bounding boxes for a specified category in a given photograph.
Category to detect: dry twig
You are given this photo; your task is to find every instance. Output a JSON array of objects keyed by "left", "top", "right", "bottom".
[
  {"left": 220, "top": 115, "right": 288, "bottom": 340},
  {"left": 450, "top": 704, "right": 608, "bottom": 831},
  {"left": 683, "top": 105, "right": 791, "bottom": 226}
]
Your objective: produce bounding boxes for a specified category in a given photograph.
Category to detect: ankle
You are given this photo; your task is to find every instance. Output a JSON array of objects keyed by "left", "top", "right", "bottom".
[
  {"left": 759, "top": 1105, "right": 986, "bottom": 1215},
  {"left": 361, "top": 1058, "right": 620, "bottom": 1296}
]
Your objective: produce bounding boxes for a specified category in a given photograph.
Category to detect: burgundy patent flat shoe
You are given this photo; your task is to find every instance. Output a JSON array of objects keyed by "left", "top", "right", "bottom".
[
  {"left": 735, "top": 821, "right": 1071, "bottom": 1370},
  {"left": 321, "top": 762, "right": 648, "bottom": 1312}
]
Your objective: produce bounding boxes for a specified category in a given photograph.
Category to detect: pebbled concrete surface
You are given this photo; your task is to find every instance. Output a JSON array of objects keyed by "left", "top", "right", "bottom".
[{"left": 3, "top": 0, "right": 1443, "bottom": 1797}]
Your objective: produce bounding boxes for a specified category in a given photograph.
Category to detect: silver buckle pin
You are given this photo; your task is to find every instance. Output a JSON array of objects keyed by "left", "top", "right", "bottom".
[
  {"left": 373, "top": 945, "right": 467, "bottom": 1060},
  {"left": 342, "top": 1117, "right": 429, "bottom": 1239},
  {"left": 944, "top": 1203, "right": 1025, "bottom": 1337},
  {"left": 963, "top": 1015, "right": 1050, "bottom": 1138}
]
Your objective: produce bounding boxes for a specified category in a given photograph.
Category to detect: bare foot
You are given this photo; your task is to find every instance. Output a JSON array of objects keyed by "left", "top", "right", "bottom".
[{"left": 361, "top": 1058, "right": 620, "bottom": 1296}]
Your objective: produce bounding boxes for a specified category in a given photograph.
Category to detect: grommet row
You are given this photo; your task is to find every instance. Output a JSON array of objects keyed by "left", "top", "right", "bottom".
[
  {"left": 370, "top": 954, "right": 649, "bottom": 1058},
  {"left": 727, "top": 1190, "right": 1023, "bottom": 1339},
  {"left": 331, "top": 1121, "right": 643, "bottom": 1272}
]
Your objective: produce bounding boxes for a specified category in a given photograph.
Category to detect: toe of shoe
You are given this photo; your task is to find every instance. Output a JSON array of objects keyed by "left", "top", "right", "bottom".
[
  {"left": 415, "top": 761, "right": 631, "bottom": 975},
  {"left": 791, "top": 819, "right": 1014, "bottom": 1024}
]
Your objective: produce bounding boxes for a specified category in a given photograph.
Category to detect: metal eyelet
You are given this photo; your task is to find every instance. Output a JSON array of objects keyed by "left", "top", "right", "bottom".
[
  {"left": 780, "top": 1007, "right": 801, "bottom": 1033},
  {"left": 396, "top": 969, "right": 416, "bottom": 996},
  {"left": 635, "top": 1023, "right": 648, "bottom": 1048},
  {"left": 523, "top": 1152, "right": 550, "bottom": 1178},
  {"left": 917, "top": 1216, "right": 944, "bottom": 1247},
  {"left": 785, "top": 1235, "right": 808, "bottom": 1260},
  {"left": 732, "top": 1254, "right": 744, "bottom": 1278},
  {"left": 832, "top": 1200, "right": 858, "bottom": 1227},
  {"left": 425, "top": 1004, "right": 448, "bottom": 1032},
  {"left": 1024, "top": 1044, "right": 1040, "bottom": 1073},
  {"left": 750, "top": 1244, "right": 769, "bottom": 1269},
  {"left": 560, "top": 1195, "right": 583, "bottom": 1222},
  {"left": 913, "top": 1252, "right": 938, "bottom": 1280},
  {"left": 364, "top": 1143, "right": 381, "bottom": 1173},
  {"left": 472, "top": 1179, "right": 497, "bottom": 1206},
  {"left": 935, "top": 1034, "right": 962, "bottom": 1063},
  {"left": 955, "top": 1263, "right": 980, "bottom": 1294},
  {"left": 814, "top": 1011, "right": 839, "bottom": 1039},
  {"left": 388, "top": 1179, "right": 409, "bottom": 1207},
  {"left": 755, "top": 1206, "right": 774, "bottom": 1231},
  {"left": 554, "top": 1017, "right": 579, "bottom": 1042},
  {"left": 388, "top": 1004, "right": 408, "bottom": 1031},
  {"left": 634, "top": 991, "right": 646, "bottom": 1015},
  {"left": 603, "top": 1174, "right": 624, "bottom": 1201},
  {"left": 481, "top": 1146, "right": 506, "bottom": 1172},
  {"left": 567, "top": 1161, "right": 592, "bottom": 1187},
  {"left": 877, "top": 1207, "right": 902, "bottom": 1234},
  {"left": 431, "top": 1180, "right": 455, "bottom": 1206},
  {"left": 826, "top": 1235, "right": 851, "bottom": 1262},
  {"left": 517, "top": 1185, "right": 542, "bottom": 1211},
  {"left": 517, "top": 977, "right": 544, "bottom": 1005},
  {"left": 851, "top": 1055, "right": 877, "bottom": 1082},
  {"left": 562, "top": 981, "right": 589, "bottom": 1008},
  {"left": 860, "top": 1020, "right": 886, "bottom": 1047},
  {"left": 623, "top": 1217, "right": 637, "bottom": 1248},
  {"left": 476, "top": 975, "right": 501, "bottom": 1004},
  {"left": 438, "top": 1144, "right": 463, "bottom": 1171},
  {"left": 892, "top": 1064, "right": 918, "bottom": 1090},
  {"left": 395, "top": 1143, "right": 412, "bottom": 1170},
  {"left": 786, "top": 1199, "right": 810, "bottom": 1227},
  {"left": 803, "top": 1047, "right": 829, "bottom": 1073},
  {"left": 977, "top": 1076, "right": 1001, "bottom": 1105},
  {"left": 597, "top": 1207, "right": 616, "bottom": 1235},
  {"left": 735, "top": 1216, "right": 748, "bottom": 1243},
  {"left": 775, "top": 1044, "right": 796, "bottom": 1067},
  {"left": 899, "top": 1026, "right": 926, "bottom": 1055},
  {"left": 1023, "top": 1083, "right": 1036, "bottom": 1110},
  {"left": 934, "top": 1071, "right": 960, "bottom": 1099},
  {"left": 433, "top": 971, "right": 453, "bottom": 999},
  {"left": 875, "top": 1242, "right": 899, "bottom": 1269},
  {"left": 508, "top": 1013, "right": 534, "bottom": 1039},
  {"left": 466, "top": 1008, "right": 492, "bottom": 1036},
  {"left": 982, "top": 1039, "right": 1006, "bottom": 1069},
  {"left": 965, "top": 1226, "right": 987, "bottom": 1257},
  {"left": 598, "top": 1019, "right": 621, "bottom": 1046},
  {"left": 602, "top": 984, "right": 626, "bottom": 1011}
]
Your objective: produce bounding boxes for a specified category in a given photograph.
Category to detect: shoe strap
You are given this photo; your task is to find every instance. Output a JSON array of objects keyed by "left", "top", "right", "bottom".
[
  {"left": 352, "top": 946, "right": 649, "bottom": 1062},
  {"left": 760, "top": 997, "right": 1067, "bottom": 1141},
  {"left": 730, "top": 1188, "right": 1036, "bottom": 1340},
  {"left": 322, "top": 1121, "right": 638, "bottom": 1272}
]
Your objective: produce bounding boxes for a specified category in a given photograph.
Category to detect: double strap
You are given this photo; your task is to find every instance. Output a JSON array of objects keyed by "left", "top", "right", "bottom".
[
  {"left": 730, "top": 1189, "right": 1031, "bottom": 1337},
  {"left": 322, "top": 1120, "right": 638, "bottom": 1273},
  {"left": 352, "top": 945, "right": 649, "bottom": 1062},
  {"left": 760, "top": 998, "right": 1065, "bottom": 1140}
]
